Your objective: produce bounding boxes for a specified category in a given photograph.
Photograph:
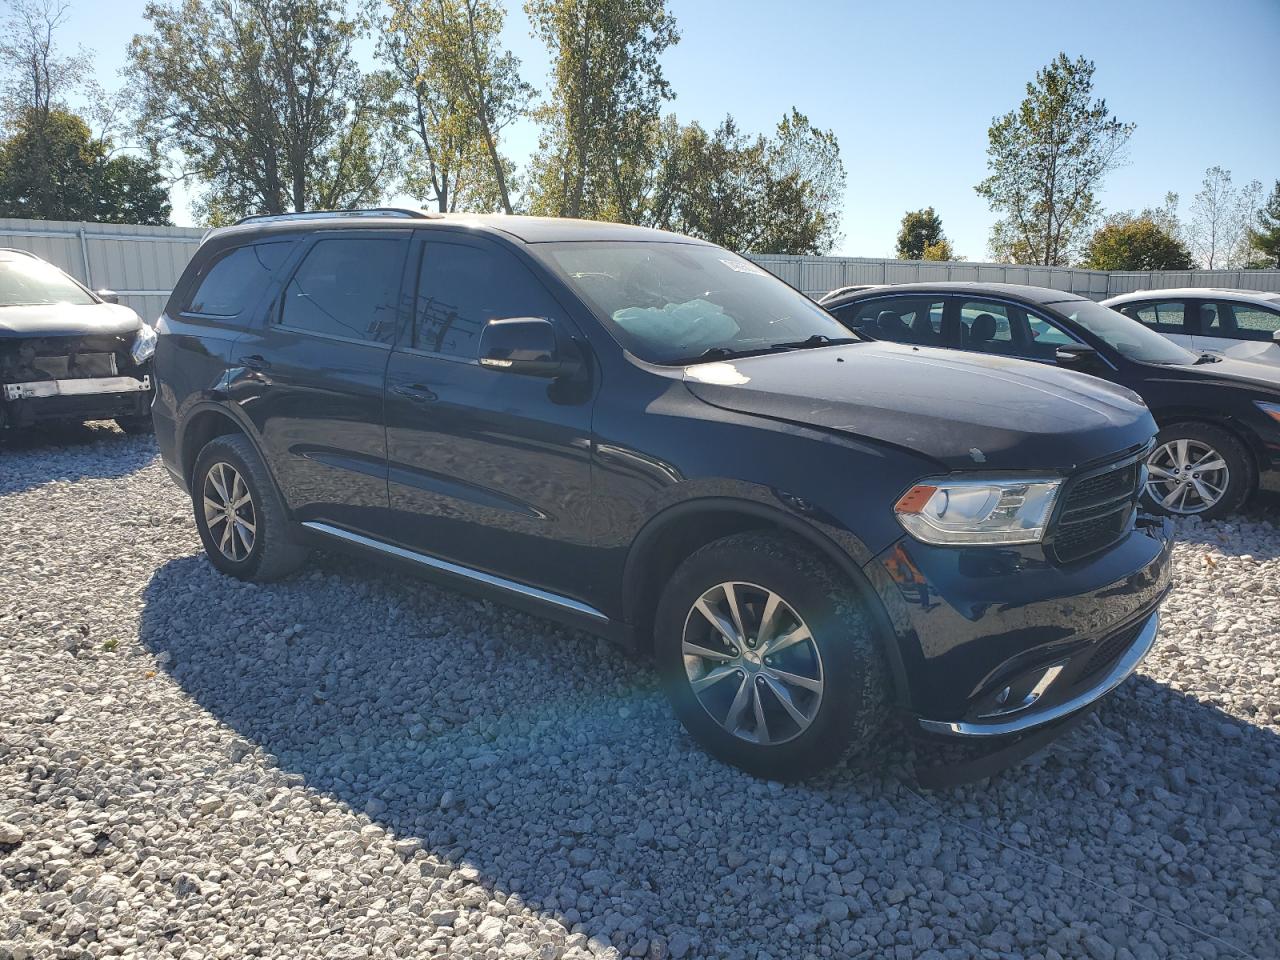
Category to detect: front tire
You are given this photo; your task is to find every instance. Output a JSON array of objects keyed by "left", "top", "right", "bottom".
[
  {"left": 192, "top": 434, "right": 308, "bottom": 581},
  {"left": 115, "top": 414, "right": 154, "bottom": 434},
  {"left": 1143, "top": 422, "right": 1252, "bottom": 520},
  {"left": 655, "top": 532, "right": 889, "bottom": 780}
]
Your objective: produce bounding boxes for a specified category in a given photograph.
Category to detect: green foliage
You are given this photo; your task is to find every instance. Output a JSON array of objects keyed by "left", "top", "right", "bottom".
[
  {"left": 976, "top": 53, "right": 1133, "bottom": 266},
  {"left": 920, "top": 239, "right": 955, "bottom": 262},
  {"left": 1083, "top": 213, "right": 1194, "bottom": 270},
  {"left": 1247, "top": 180, "right": 1280, "bottom": 269},
  {"left": 0, "top": 107, "right": 171, "bottom": 223},
  {"left": 638, "top": 109, "right": 845, "bottom": 254},
  {"left": 525, "top": 0, "right": 678, "bottom": 219},
  {"left": 896, "top": 207, "right": 948, "bottom": 260},
  {"left": 129, "top": 0, "right": 397, "bottom": 222},
  {"left": 383, "top": 0, "right": 531, "bottom": 214}
]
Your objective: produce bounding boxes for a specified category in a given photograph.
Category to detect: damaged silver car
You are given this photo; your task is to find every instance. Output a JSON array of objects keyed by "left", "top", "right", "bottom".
[{"left": 0, "top": 248, "right": 155, "bottom": 434}]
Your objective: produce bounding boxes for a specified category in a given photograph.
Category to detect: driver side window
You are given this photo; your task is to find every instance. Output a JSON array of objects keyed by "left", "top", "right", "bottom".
[{"left": 843, "top": 297, "right": 945, "bottom": 346}]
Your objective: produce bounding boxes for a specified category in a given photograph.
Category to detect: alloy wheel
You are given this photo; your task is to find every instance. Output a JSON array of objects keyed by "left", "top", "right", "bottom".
[
  {"left": 681, "top": 581, "right": 824, "bottom": 745},
  {"left": 1145, "top": 439, "right": 1230, "bottom": 515},
  {"left": 203, "top": 461, "right": 257, "bottom": 561}
]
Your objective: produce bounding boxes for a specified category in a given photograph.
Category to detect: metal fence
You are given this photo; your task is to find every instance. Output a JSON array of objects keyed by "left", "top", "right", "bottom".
[
  {"left": 2, "top": 218, "right": 1278, "bottom": 316},
  {"left": 0, "top": 218, "right": 204, "bottom": 321},
  {"left": 1105, "top": 269, "right": 1280, "bottom": 296},
  {"left": 746, "top": 254, "right": 1114, "bottom": 300}
]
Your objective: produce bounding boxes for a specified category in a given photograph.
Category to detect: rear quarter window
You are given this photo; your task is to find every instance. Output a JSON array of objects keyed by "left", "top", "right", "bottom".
[{"left": 179, "top": 240, "right": 296, "bottom": 323}]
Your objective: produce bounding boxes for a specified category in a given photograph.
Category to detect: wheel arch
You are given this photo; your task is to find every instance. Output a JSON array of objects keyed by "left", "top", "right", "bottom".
[
  {"left": 1150, "top": 411, "right": 1264, "bottom": 494},
  {"left": 178, "top": 402, "right": 273, "bottom": 493},
  {"left": 621, "top": 498, "right": 907, "bottom": 701}
]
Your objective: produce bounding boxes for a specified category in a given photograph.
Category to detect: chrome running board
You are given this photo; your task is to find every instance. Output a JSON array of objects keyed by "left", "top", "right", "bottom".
[{"left": 302, "top": 521, "right": 609, "bottom": 622}]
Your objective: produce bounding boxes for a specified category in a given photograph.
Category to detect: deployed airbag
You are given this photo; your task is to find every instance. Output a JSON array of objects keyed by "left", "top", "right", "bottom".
[{"left": 612, "top": 299, "right": 739, "bottom": 355}]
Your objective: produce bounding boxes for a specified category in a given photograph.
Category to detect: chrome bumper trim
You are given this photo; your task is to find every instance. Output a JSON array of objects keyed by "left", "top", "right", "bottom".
[
  {"left": 3, "top": 374, "right": 151, "bottom": 401},
  {"left": 918, "top": 610, "right": 1159, "bottom": 737},
  {"left": 301, "top": 521, "right": 609, "bottom": 622}
]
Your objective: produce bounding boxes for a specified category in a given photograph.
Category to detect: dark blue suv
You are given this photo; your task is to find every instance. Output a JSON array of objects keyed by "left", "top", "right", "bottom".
[{"left": 151, "top": 210, "right": 1172, "bottom": 780}]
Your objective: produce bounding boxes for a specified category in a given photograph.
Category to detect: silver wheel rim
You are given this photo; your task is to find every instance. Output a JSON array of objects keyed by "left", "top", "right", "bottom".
[
  {"left": 1145, "top": 439, "right": 1230, "bottom": 515},
  {"left": 203, "top": 462, "right": 256, "bottom": 561},
  {"left": 681, "top": 581, "right": 824, "bottom": 745}
]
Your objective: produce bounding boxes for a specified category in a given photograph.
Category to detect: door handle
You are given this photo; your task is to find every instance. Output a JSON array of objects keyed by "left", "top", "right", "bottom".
[
  {"left": 391, "top": 383, "right": 437, "bottom": 403},
  {"left": 240, "top": 354, "right": 271, "bottom": 371}
]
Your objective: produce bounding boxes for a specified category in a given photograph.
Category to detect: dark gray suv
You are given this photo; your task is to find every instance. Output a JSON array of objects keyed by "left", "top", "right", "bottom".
[{"left": 151, "top": 210, "right": 1172, "bottom": 781}]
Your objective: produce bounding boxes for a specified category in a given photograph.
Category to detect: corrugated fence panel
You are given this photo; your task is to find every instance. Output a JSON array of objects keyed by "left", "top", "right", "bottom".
[
  {"left": 3, "top": 220, "right": 1278, "bottom": 313},
  {"left": 0, "top": 219, "right": 203, "bottom": 322},
  {"left": 1107, "top": 270, "right": 1280, "bottom": 295},
  {"left": 745, "top": 254, "right": 1280, "bottom": 301}
]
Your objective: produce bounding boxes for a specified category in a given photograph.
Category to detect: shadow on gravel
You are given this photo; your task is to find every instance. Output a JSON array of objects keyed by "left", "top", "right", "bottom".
[
  {"left": 0, "top": 422, "right": 156, "bottom": 496},
  {"left": 139, "top": 552, "right": 1279, "bottom": 959}
]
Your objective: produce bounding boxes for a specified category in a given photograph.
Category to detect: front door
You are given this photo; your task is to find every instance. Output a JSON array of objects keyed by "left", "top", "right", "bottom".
[
  {"left": 1191, "top": 299, "right": 1280, "bottom": 364},
  {"left": 230, "top": 229, "right": 411, "bottom": 533},
  {"left": 381, "top": 233, "right": 598, "bottom": 606}
]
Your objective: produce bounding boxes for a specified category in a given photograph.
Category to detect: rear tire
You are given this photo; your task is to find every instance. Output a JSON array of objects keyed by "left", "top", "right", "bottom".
[
  {"left": 1143, "top": 422, "right": 1252, "bottom": 521},
  {"left": 655, "top": 531, "right": 889, "bottom": 780},
  {"left": 192, "top": 434, "right": 308, "bottom": 581}
]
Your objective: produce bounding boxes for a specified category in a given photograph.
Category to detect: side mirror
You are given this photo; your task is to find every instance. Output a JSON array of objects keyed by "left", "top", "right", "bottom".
[
  {"left": 479, "top": 317, "right": 579, "bottom": 378},
  {"left": 1055, "top": 344, "right": 1100, "bottom": 367},
  {"left": 1272, "top": 329, "right": 1280, "bottom": 344},
  {"left": 96, "top": 289, "right": 120, "bottom": 304}
]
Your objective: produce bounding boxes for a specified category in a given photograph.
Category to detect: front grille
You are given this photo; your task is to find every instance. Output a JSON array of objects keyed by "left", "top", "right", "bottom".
[{"left": 1049, "top": 456, "right": 1143, "bottom": 563}]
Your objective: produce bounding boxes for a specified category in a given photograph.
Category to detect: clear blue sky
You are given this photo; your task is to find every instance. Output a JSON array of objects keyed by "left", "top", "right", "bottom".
[{"left": 58, "top": 0, "right": 1280, "bottom": 258}]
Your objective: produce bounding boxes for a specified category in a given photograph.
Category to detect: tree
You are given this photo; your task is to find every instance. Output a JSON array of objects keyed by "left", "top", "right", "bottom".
[
  {"left": 921, "top": 239, "right": 955, "bottom": 262},
  {"left": 525, "top": 0, "right": 678, "bottom": 220},
  {"left": 0, "top": 107, "right": 170, "bottom": 223},
  {"left": 896, "top": 207, "right": 947, "bottom": 260},
  {"left": 1082, "top": 213, "right": 1193, "bottom": 270},
  {"left": 129, "top": 0, "right": 397, "bottom": 222},
  {"left": 976, "top": 53, "right": 1133, "bottom": 266},
  {"left": 383, "top": 0, "right": 531, "bottom": 214},
  {"left": 1188, "top": 166, "right": 1264, "bottom": 269},
  {"left": 1247, "top": 180, "right": 1280, "bottom": 269},
  {"left": 0, "top": 0, "right": 88, "bottom": 123},
  {"left": 641, "top": 110, "right": 845, "bottom": 254}
]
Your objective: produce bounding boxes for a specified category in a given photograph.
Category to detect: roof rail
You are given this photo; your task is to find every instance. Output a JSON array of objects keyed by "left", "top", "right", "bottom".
[{"left": 232, "top": 207, "right": 442, "bottom": 227}]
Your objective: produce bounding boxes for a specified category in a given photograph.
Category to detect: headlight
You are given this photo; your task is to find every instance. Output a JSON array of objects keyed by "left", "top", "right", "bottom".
[
  {"left": 894, "top": 476, "right": 1062, "bottom": 545},
  {"left": 130, "top": 323, "right": 158, "bottom": 365},
  {"left": 1255, "top": 400, "right": 1280, "bottom": 426}
]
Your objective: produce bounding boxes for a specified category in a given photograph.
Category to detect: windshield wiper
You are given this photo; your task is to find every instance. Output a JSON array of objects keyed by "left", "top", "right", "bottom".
[
  {"left": 670, "top": 335, "right": 858, "bottom": 367},
  {"left": 767, "top": 334, "right": 859, "bottom": 350},
  {"left": 1194, "top": 352, "right": 1223, "bottom": 364},
  {"left": 674, "top": 345, "right": 778, "bottom": 365}
]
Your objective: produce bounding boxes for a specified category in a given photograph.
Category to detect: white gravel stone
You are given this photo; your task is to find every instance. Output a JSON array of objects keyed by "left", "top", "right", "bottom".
[{"left": 0, "top": 428, "right": 1277, "bottom": 959}]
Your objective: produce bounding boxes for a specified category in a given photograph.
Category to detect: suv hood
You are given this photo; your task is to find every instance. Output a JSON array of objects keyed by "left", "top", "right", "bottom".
[
  {"left": 0, "top": 301, "right": 143, "bottom": 339},
  {"left": 682, "top": 341, "right": 1154, "bottom": 472}
]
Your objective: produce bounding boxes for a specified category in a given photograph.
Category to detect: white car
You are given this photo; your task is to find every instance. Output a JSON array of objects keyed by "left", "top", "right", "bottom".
[{"left": 1102, "top": 288, "right": 1280, "bottom": 366}]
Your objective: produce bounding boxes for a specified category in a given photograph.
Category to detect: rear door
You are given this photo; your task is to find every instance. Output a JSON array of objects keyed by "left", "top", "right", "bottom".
[
  {"left": 380, "top": 232, "right": 597, "bottom": 602},
  {"left": 1191, "top": 298, "right": 1280, "bottom": 364},
  {"left": 1114, "top": 299, "right": 1195, "bottom": 350},
  {"left": 229, "top": 229, "right": 411, "bottom": 533},
  {"left": 829, "top": 295, "right": 948, "bottom": 346}
]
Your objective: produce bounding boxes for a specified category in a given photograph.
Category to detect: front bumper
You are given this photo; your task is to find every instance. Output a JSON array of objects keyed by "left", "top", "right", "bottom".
[
  {"left": 918, "top": 609, "right": 1158, "bottom": 736},
  {"left": 1, "top": 375, "right": 152, "bottom": 427},
  {"left": 866, "top": 513, "right": 1173, "bottom": 730}
]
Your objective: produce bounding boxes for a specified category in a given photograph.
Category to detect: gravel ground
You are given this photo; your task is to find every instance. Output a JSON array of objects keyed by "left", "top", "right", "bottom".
[{"left": 1, "top": 425, "right": 1278, "bottom": 960}]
